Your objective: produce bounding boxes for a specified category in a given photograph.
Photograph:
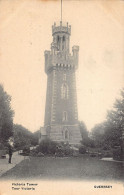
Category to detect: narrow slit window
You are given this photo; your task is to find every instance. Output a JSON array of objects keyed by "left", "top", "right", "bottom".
[
  {"left": 61, "top": 83, "right": 69, "bottom": 99},
  {"left": 63, "top": 111, "right": 67, "bottom": 121}
]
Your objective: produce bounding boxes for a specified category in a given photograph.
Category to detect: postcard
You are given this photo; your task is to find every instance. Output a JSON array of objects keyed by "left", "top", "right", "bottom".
[{"left": 0, "top": 0, "right": 124, "bottom": 194}]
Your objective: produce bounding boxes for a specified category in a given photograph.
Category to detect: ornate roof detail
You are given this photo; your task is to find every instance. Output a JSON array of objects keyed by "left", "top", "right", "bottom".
[{"left": 52, "top": 21, "right": 71, "bottom": 35}]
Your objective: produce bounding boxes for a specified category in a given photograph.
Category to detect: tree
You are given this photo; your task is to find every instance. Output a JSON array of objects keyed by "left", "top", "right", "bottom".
[
  {"left": 91, "top": 123, "right": 105, "bottom": 148},
  {"left": 104, "top": 89, "right": 124, "bottom": 155},
  {"left": 0, "top": 84, "right": 14, "bottom": 145},
  {"left": 13, "top": 124, "right": 35, "bottom": 150},
  {"left": 91, "top": 89, "right": 124, "bottom": 160},
  {"left": 79, "top": 121, "right": 94, "bottom": 147},
  {"left": 33, "top": 129, "right": 41, "bottom": 145},
  {"left": 79, "top": 121, "right": 88, "bottom": 140}
]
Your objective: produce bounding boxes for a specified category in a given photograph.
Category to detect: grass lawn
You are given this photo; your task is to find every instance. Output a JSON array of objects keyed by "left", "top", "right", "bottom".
[{"left": 0, "top": 155, "right": 123, "bottom": 181}]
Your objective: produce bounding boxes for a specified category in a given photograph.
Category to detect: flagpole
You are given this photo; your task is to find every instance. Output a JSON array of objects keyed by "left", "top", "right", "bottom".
[{"left": 61, "top": 0, "right": 62, "bottom": 22}]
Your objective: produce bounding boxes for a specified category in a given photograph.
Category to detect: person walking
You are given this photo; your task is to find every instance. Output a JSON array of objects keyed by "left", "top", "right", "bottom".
[{"left": 8, "top": 145, "right": 13, "bottom": 164}]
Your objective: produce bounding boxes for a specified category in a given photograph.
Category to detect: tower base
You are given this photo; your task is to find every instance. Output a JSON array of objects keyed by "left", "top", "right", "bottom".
[{"left": 45, "top": 124, "right": 82, "bottom": 145}]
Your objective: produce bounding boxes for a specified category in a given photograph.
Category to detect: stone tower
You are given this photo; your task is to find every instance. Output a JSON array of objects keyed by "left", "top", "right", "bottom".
[{"left": 44, "top": 21, "right": 81, "bottom": 144}]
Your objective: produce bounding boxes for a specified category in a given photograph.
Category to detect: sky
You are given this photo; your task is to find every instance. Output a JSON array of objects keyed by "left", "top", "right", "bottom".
[{"left": 0, "top": 0, "right": 124, "bottom": 132}]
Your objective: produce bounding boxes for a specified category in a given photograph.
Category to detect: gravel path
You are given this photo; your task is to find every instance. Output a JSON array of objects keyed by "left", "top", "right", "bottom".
[{"left": 0, "top": 151, "right": 24, "bottom": 177}]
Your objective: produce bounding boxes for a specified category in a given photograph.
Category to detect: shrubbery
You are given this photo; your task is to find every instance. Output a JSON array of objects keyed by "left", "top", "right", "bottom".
[
  {"left": 113, "top": 148, "right": 123, "bottom": 161},
  {"left": 0, "top": 142, "right": 6, "bottom": 150},
  {"left": 37, "top": 139, "right": 57, "bottom": 155},
  {"left": 31, "top": 140, "right": 75, "bottom": 157},
  {"left": 56, "top": 143, "right": 73, "bottom": 156},
  {"left": 22, "top": 146, "right": 30, "bottom": 155},
  {"left": 103, "top": 150, "right": 113, "bottom": 158},
  {"left": 79, "top": 145, "right": 86, "bottom": 154}
]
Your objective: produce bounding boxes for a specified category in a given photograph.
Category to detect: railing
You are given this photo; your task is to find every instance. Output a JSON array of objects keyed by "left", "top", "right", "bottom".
[{"left": 52, "top": 26, "right": 71, "bottom": 35}]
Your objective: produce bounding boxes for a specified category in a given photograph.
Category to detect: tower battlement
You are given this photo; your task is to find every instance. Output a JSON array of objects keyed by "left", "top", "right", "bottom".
[
  {"left": 45, "top": 21, "right": 79, "bottom": 74},
  {"left": 52, "top": 21, "right": 71, "bottom": 35},
  {"left": 44, "top": 48, "right": 79, "bottom": 74}
]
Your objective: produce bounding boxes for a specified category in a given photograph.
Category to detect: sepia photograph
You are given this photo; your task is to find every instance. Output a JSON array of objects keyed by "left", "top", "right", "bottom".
[{"left": 0, "top": 0, "right": 124, "bottom": 194}]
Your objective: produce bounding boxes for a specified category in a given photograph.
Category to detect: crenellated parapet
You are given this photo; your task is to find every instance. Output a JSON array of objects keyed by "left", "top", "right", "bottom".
[
  {"left": 44, "top": 45, "right": 79, "bottom": 74},
  {"left": 52, "top": 21, "right": 71, "bottom": 36},
  {"left": 44, "top": 21, "right": 79, "bottom": 74}
]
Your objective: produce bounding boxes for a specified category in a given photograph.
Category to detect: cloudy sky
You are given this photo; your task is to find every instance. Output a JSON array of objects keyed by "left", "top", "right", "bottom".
[{"left": 0, "top": 0, "right": 124, "bottom": 132}]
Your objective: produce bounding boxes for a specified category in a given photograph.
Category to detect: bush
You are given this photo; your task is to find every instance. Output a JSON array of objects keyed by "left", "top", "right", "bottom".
[
  {"left": 30, "top": 148, "right": 38, "bottom": 156},
  {"left": 38, "top": 139, "right": 57, "bottom": 155},
  {"left": 113, "top": 148, "right": 123, "bottom": 161},
  {"left": 62, "top": 146, "right": 73, "bottom": 156},
  {"left": 102, "top": 145, "right": 110, "bottom": 150},
  {"left": 90, "top": 153, "right": 97, "bottom": 157},
  {"left": 55, "top": 143, "right": 74, "bottom": 156},
  {"left": 103, "top": 151, "right": 112, "bottom": 158},
  {"left": 79, "top": 145, "right": 86, "bottom": 154},
  {"left": 0, "top": 142, "right": 5, "bottom": 150},
  {"left": 37, "top": 152, "right": 44, "bottom": 157},
  {"left": 22, "top": 146, "right": 30, "bottom": 156},
  {"left": 37, "top": 140, "right": 75, "bottom": 156}
]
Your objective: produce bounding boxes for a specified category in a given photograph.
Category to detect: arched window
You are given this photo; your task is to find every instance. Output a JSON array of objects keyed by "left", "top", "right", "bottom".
[
  {"left": 63, "top": 128, "right": 69, "bottom": 140},
  {"left": 57, "top": 36, "right": 60, "bottom": 50},
  {"left": 61, "top": 83, "right": 69, "bottom": 99},
  {"left": 62, "top": 36, "right": 65, "bottom": 50}
]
